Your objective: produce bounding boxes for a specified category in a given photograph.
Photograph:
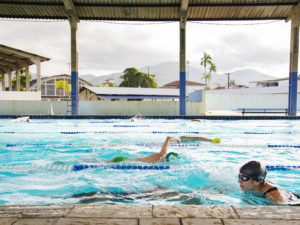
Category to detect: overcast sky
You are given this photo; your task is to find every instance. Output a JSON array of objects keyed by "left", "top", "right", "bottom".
[{"left": 0, "top": 19, "right": 291, "bottom": 78}]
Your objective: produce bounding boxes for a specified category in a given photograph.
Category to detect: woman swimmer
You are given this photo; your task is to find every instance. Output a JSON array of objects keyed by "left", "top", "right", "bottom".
[
  {"left": 110, "top": 136, "right": 221, "bottom": 163},
  {"left": 238, "top": 161, "right": 300, "bottom": 202}
]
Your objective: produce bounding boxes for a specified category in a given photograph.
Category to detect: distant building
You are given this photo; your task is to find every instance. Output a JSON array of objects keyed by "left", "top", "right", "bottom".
[
  {"left": 103, "top": 78, "right": 115, "bottom": 87},
  {"left": 79, "top": 86, "right": 181, "bottom": 101},
  {"left": 30, "top": 74, "right": 92, "bottom": 100},
  {"left": 230, "top": 84, "right": 248, "bottom": 89},
  {"left": 162, "top": 80, "right": 205, "bottom": 92},
  {"left": 249, "top": 75, "right": 300, "bottom": 88}
]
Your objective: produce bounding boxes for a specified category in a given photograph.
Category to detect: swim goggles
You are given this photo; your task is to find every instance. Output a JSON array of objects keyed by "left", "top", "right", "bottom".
[{"left": 238, "top": 174, "right": 251, "bottom": 182}]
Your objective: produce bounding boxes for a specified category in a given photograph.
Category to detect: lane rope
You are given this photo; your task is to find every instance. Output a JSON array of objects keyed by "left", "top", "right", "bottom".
[
  {"left": 0, "top": 164, "right": 299, "bottom": 172},
  {"left": 1, "top": 143, "right": 300, "bottom": 148},
  {"left": 0, "top": 130, "right": 297, "bottom": 134}
]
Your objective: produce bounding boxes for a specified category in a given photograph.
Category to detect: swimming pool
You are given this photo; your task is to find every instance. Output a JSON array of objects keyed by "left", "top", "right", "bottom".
[{"left": 0, "top": 118, "right": 299, "bottom": 205}]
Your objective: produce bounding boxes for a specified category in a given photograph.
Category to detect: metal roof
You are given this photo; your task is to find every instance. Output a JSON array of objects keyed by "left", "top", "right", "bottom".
[
  {"left": 0, "top": 44, "right": 50, "bottom": 73},
  {"left": 249, "top": 74, "right": 300, "bottom": 83},
  {"left": 30, "top": 74, "right": 92, "bottom": 87},
  {"left": 85, "top": 86, "right": 181, "bottom": 96},
  {"left": 0, "top": 0, "right": 298, "bottom": 21}
]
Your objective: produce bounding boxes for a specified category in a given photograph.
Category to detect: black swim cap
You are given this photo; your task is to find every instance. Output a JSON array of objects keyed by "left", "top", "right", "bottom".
[{"left": 239, "top": 161, "right": 267, "bottom": 183}]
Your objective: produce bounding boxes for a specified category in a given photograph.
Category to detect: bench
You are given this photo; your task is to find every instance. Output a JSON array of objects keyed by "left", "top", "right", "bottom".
[{"left": 238, "top": 108, "right": 288, "bottom": 115}]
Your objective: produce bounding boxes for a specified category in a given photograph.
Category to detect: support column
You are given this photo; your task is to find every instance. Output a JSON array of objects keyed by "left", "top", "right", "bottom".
[
  {"left": 8, "top": 71, "right": 12, "bottom": 91},
  {"left": 288, "top": 20, "right": 299, "bottom": 116},
  {"left": 64, "top": 0, "right": 79, "bottom": 115},
  {"left": 1, "top": 73, "right": 5, "bottom": 91},
  {"left": 70, "top": 23, "right": 79, "bottom": 115},
  {"left": 25, "top": 65, "right": 30, "bottom": 91},
  {"left": 179, "top": 0, "right": 188, "bottom": 115},
  {"left": 36, "top": 60, "right": 41, "bottom": 92},
  {"left": 16, "top": 68, "right": 20, "bottom": 91}
]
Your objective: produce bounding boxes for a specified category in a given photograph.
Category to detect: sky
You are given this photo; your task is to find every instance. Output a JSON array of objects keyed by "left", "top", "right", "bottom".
[{"left": 0, "top": 18, "right": 291, "bottom": 78}]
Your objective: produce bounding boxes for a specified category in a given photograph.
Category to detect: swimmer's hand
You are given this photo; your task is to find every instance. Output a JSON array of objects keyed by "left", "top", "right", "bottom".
[
  {"left": 211, "top": 138, "right": 221, "bottom": 143},
  {"left": 169, "top": 137, "right": 181, "bottom": 144},
  {"left": 174, "top": 137, "right": 181, "bottom": 144}
]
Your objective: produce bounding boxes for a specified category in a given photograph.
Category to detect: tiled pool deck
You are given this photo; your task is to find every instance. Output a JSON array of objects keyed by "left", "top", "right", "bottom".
[{"left": 0, "top": 205, "right": 300, "bottom": 225}]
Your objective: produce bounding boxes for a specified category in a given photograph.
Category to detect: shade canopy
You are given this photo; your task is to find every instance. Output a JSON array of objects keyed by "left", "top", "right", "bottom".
[{"left": 0, "top": 0, "right": 298, "bottom": 21}]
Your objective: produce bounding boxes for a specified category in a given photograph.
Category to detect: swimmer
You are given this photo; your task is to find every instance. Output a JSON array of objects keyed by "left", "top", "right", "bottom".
[
  {"left": 110, "top": 136, "right": 221, "bottom": 163},
  {"left": 130, "top": 114, "right": 142, "bottom": 122},
  {"left": 12, "top": 116, "right": 30, "bottom": 123},
  {"left": 238, "top": 161, "right": 300, "bottom": 203}
]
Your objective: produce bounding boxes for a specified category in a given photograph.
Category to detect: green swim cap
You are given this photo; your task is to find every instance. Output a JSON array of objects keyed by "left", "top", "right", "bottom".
[
  {"left": 112, "top": 156, "right": 128, "bottom": 163},
  {"left": 165, "top": 152, "right": 179, "bottom": 161}
]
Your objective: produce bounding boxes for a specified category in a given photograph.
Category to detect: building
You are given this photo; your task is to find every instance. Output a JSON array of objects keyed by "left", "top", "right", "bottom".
[
  {"left": 79, "top": 86, "right": 181, "bottom": 101},
  {"left": 249, "top": 75, "right": 300, "bottom": 88},
  {"left": 162, "top": 80, "right": 205, "bottom": 92},
  {"left": 30, "top": 74, "right": 92, "bottom": 100},
  {"left": 103, "top": 78, "right": 115, "bottom": 87}
]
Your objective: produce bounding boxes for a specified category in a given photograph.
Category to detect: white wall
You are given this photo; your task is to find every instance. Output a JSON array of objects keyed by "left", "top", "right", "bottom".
[
  {"left": 206, "top": 93, "right": 300, "bottom": 110},
  {"left": 0, "top": 100, "right": 206, "bottom": 116},
  {"left": 207, "top": 86, "right": 290, "bottom": 94},
  {"left": 0, "top": 91, "right": 41, "bottom": 100}
]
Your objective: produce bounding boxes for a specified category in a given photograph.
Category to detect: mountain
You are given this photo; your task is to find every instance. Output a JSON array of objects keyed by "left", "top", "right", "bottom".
[
  {"left": 80, "top": 74, "right": 97, "bottom": 82},
  {"left": 79, "top": 61, "right": 276, "bottom": 88}
]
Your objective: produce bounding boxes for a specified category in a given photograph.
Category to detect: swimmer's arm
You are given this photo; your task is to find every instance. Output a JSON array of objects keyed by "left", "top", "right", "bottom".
[
  {"left": 180, "top": 136, "right": 212, "bottom": 142},
  {"left": 160, "top": 136, "right": 181, "bottom": 155}
]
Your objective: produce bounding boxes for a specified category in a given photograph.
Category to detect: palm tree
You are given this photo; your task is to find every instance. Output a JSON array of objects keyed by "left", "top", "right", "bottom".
[
  {"left": 200, "top": 52, "right": 214, "bottom": 86},
  {"left": 200, "top": 52, "right": 212, "bottom": 74},
  {"left": 209, "top": 63, "right": 217, "bottom": 74}
]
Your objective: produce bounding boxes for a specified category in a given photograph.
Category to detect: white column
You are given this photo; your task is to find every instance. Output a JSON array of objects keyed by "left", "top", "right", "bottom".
[
  {"left": 1, "top": 73, "right": 5, "bottom": 91},
  {"left": 16, "top": 68, "right": 20, "bottom": 91},
  {"left": 8, "top": 71, "right": 12, "bottom": 91},
  {"left": 25, "top": 65, "right": 30, "bottom": 91}
]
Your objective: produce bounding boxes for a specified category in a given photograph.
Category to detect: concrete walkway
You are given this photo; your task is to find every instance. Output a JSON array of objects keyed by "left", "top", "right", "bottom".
[{"left": 0, "top": 205, "right": 300, "bottom": 225}]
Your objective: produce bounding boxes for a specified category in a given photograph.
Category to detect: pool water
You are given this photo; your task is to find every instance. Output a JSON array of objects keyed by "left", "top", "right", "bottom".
[{"left": 0, "top": 118, "right": 299, "bottom": 205}]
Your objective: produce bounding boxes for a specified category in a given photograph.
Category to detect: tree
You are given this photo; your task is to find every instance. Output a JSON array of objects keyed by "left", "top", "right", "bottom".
[
  {"left": 200, "top": 52, "right": 216, "bottom": 87},
  {"left": 209, "top": 63, "right": 217, "bottom": 74},
  {"left": 12, "top": 68, "right": 32, "bottom": 91},
  {"left": 55, "top": 80, "right": 68, "bottom": 96},
  {"left": 119, "top": 67, "right": 158, "bottom": 88},
  {"left": 229, "top": 80, "right": 236, "bottom": 87}
]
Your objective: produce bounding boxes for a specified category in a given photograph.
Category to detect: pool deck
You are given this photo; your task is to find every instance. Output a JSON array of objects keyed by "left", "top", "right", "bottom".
[{"left": 1, "top": 205, "right": 300, "bottom": 225}]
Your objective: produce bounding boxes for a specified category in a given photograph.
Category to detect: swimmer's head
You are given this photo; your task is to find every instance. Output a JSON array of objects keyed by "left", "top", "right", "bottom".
[
  {"left": 239, "top": 161, "right": 267, "bottom": 183},
  {"left": 165, "top": 152, "right": 180, "bottom": 161}
]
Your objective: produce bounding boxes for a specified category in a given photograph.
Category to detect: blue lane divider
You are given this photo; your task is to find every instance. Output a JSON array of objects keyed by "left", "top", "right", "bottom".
[
  {"left": 73, "top": 164, "right": 170, "bottom": 171},
  {"left": 2, "top": 143, "right": 300, "bottom": 148},
  {"left": 267, "top": 145, "right": 300, "bottom": 148},
  {"left": 152, "top": 131, "right": 199, "bottom": 134},
  {"left": 113, "top": 125, "right": 150, "bottom": 127},
  {"left": 0, "top": 131, "right": 297, "bottom": 134},
  {"left": 244, "top": 132, "right": 292, "bottom": 134},
  {"left": 0, "top": 164, "right": 298, "bottom": 172},
  {"left": 266, "top": 165, "right": 300, "bottom": 171},
  {"left": 61, "top": 132, "right": 86, "bottom": 134}
]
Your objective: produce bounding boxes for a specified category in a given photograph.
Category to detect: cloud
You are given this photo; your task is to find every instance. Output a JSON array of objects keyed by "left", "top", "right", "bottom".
[
  {"left": 191, "top": 30, "right": 289, "bottom": 75},
  {"left": 0, "top": 19, "right": 290, "bottom": 77}
]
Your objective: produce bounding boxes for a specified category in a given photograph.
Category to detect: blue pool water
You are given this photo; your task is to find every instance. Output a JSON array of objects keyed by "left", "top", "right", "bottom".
[{"left": 0, "top": 118, "right": 299, "bottom": 205}]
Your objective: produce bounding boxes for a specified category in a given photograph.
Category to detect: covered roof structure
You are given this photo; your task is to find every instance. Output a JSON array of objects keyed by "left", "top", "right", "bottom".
[
  {"left": 0, "top": 0, "right": 298, "bottom": 21},
  {"left": 0, "top": 44, "right": 49, "bottom": 73},
  {"left": 1, "top": 0, "right": 299, "bottom": 115},
  {"left": 0, "top": 44, "right": 50, "bottom": 92},
  {"left": 81, "top": 86, "right": 182, "bottom": 100}
]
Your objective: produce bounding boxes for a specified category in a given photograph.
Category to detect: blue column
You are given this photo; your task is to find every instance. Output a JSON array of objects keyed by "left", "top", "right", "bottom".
[
  {"left": 180, "top": 71, "right": 186, "bottom": 115},
  {"left": 288, "top": 72, "right": 298, "bottom": 116},
  {"left": 71, "top": 71, "right": 78, "bottom": 115}
]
